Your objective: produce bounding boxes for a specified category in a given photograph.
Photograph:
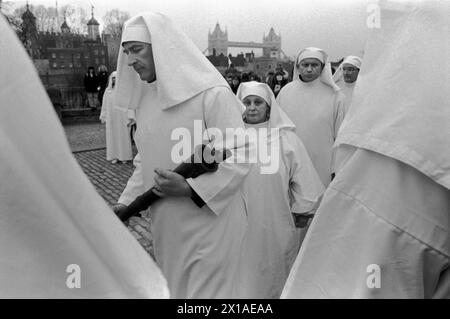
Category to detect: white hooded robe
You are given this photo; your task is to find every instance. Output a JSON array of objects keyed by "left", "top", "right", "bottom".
[
  {"left": 282, "top": 0, "right": 450, "bottom": 299},
  {"left": 115, "top": 13, "right": 251, "bottom": 299},
  {"left": 0, "top": 15, "right": 169, "bottom": 299},
  {"left": 277, "top": 49, "right": 345, "bottom": 187},
  {"left": 100, "top": 71, "right": 133, "bottom": 162},
  {"left": 236, "top": 82, "right": 324, "bottom": 298}
]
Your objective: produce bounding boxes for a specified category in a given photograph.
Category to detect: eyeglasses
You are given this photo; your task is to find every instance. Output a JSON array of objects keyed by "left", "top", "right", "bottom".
[{"left": 343, "top": 67, "right": 359, "bottom": 72}]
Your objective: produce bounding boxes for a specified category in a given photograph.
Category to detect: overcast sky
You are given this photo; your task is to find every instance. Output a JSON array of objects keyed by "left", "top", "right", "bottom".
[{"left": 6, "top": 0, "right": 373, "bottom": 60}]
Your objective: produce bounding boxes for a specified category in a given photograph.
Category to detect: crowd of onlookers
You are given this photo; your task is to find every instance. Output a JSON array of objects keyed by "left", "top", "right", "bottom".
[
  {"left": 223, "top": 63, "right": 290, "bottom": 97},
  {"left": 47, "top": 60, "right": 318, "bottom": 118},
  {"left": 83, "top": 65, "right": 110, "bottom": 109}
]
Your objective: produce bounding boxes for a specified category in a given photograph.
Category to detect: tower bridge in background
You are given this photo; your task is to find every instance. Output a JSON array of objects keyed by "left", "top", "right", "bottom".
[{"left": 207, "top": 22, "right": 287, "bottom": 59}]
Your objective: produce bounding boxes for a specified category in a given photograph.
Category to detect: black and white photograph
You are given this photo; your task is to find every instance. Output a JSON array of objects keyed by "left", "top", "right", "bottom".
[{"left": 0, "top": 0, "right": 449, "bottom": 303}]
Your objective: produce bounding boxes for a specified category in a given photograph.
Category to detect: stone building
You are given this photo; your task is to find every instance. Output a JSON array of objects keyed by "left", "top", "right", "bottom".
[{"left": 19, "top": 4, "right": 109, "bottom": 87}]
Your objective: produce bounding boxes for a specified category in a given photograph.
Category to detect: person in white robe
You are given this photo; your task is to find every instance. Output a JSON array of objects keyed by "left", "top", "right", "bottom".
[
  {"left": 282, "top": 0, "right": 450, "bottom": 299},
  {"left": 333, "top": 55, "right": 362, "bottom": 115},
  {"left": 0, "top": 15, "right": 169, "bottom": 299},
  {"left": 100, "top": 71, "right": 133, "bottom": 164},
  {"left": 277, "top": 47, "right": 346, "bottom": 187},
  {"left": 113, "top": 13, "right": 251, "bottom": 299},
  {"left": 236, "top": 81, "right": 324, "bottom": 298}
]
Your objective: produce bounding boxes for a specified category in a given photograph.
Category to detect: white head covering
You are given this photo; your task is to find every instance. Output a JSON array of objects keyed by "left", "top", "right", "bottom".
[
  {"left": 236, "top": 81, "right": 295, "bottom": 131},
  {"left": 333, "top": 55, "right": 363, "bottom": 84},
  {"left": 121, "top": 16, "right": 152, "bottom": 44},
  {"left": 293, "top": 47, "right": 340, "bottom": 92},
  {"left": 336, "top": 0, "right": 450, "bottom": 189},
  {"left": 116, "top": 12, "right": 229, "bottom": 110},
  {"left": 0, "top": 15, "right": 169, "bottom": 298}
]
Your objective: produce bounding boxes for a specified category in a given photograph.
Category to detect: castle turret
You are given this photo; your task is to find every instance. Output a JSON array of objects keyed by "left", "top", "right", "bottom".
[
  {"left": 87, "top": 6, "right": 100, "bottom": 41},
  {"left": 61, "top": 15, "right": 70, "bottom": 34},
  {"left": 21, "top": 2, "right": 37, "bottom": 34},
  {"left": 21, "top": 2, "right": 39, "bottom": 58}
]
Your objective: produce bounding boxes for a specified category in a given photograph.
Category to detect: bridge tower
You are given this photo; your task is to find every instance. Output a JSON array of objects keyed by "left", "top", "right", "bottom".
[
  {"left": 263, "top": 27, "right": 281, "bottom": 58},
  {"left": 208, "top": 22, "right": 228, "bottom": 56}
]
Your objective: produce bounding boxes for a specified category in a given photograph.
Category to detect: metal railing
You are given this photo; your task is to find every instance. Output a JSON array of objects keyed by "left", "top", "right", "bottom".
[{"left": 59, "top": 87, "right": 88, "bottom": 110}]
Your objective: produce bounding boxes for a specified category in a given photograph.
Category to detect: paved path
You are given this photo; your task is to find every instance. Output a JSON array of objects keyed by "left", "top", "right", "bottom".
[
  {"left": 64, "top": 122, "right": 107, "bottom": 152},
  {"left": 64, "top": 123, "right": 155, "bottom": 258}
]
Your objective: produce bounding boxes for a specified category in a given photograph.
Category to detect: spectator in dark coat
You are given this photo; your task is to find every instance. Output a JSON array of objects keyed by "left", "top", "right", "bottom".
[
  {"left": 84, "top": 66, "right": 99, "bottom": 109},
  {"left": 97, "top": 65, "right": 109, "bottom": 106},
  {"left": 248, "top": 72, "right": 261, "bottom": 82},
  {"left": 241, "top": 72, "right": 250, "bottom": 83},
  {"left": 270, "top": 71, "right": 288, "bottom": 97},
  {"left": 230, "top": 74, "right": 241, "bottom": 94}
]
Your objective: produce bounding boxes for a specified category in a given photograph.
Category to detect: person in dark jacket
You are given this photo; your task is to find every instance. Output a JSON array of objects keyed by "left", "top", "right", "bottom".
[
  {"left": 229, "top": 74, "right": 241, "bottom": 94},
  {"left": 97, "top": 65, "right": 109, "bottom": 106},
  {"left": 270, "top": 71, "right": 288, "bottom": 97},
  {"left": 84, "top": 66, "right": 99, "bottom": 109}
]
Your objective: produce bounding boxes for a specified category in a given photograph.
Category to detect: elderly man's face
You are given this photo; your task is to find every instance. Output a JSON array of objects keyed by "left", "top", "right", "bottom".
[
  {"left": 343, "top": 63, "right": 360, "bottom": 83},
  {"left": 123, "top": 41, "right": 156, "bottom": 83},
  {"left": 298, "top": 58, "right": 323, "bottom": 82}
]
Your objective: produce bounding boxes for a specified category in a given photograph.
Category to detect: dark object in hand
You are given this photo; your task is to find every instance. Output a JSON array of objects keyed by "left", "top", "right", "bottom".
[
  {"left": 116, "top": 145, "right": 231, "bottom": 222},
  {"left": 292, "top": 213, "right": 314, "bottom": 228}
]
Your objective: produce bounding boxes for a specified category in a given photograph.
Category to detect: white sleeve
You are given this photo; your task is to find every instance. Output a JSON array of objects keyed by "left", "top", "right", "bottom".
[
  {"left": 185, "top": 87, "right": 252, "bottom": 216},
  {"left": 331, "top": 91, "right": 346, "bottom": 175},
  {"left": 118, "top": 153, "right": 146, "bottom": 206},
  {"left": 99, "top": 92, "right": 108, "bottom": 122},
  {"left": 333, "top": 91, "right": 346, "bottom": 140},
  {"left": 285, "top": 132, "right": 325, "bottom": 215}
]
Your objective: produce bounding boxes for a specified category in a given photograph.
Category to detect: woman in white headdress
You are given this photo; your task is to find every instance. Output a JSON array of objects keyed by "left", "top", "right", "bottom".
[
  {"left": 277, "top": 47, "right": 346, "bottom": 187},
  {"left": 0, "top": 14, "right": 169, "bottom": 298},
  {"left": 113, "top": 12, "right": 251, "bottom": 298},
  {"left": 236, "top": 81, "right": 324, "bottom": 298},
  {"left": 333, "top": 55, "right": 362, "bottom": 115},
  {"left": 100, "top": 71, "right": 133, "bottom": 164},
  {"left": 282, "top": 0, "right": 450, "bottom": 298}
]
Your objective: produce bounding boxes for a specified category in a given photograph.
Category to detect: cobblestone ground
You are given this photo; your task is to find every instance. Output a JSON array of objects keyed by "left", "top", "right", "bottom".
[
  {"left": 64, "top": 123, "right": 107, "bottom": 152},
  {"left": 65, "top": 123, "right": 155, "bottom": 259}
]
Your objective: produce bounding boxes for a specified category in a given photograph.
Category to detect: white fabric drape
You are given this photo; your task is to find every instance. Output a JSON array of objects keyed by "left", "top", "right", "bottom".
[
  {"left": 282, "top": 0, "right": 450, "bottom": 299},
  {"left": 100, "top": 71, "right": 133, "bottom": 161},
  {"left": 236, "top": 82, "right": 324, "bottom": 298},
  {"left": 116, "top": 12, "right": 251, "bottom": 298},
  {"left": 0, "top": 15, "right": 169, "bottom": 298},
  {"left": 336, "top": 1, "right": 450, "bottom": 188},
  {"left": 115, "top": 13, "right": 229, "bottom": 111}
]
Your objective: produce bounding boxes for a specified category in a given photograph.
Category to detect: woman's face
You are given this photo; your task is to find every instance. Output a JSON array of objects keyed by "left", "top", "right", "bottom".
[{"left": 242, "top": 95, "right": 269, "bottom": 124}]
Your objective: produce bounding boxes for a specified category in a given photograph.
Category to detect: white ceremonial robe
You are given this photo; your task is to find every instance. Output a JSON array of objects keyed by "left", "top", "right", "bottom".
[
  {"left": 239, "top": 123, "right": 324, "bottom": 298},
  {"left": 338, "top": 82, "right": 356, "bottom": 115},
  {"left": 282, "top": 147, "right": 450, "bottom": 298},
  {"left": 100, "top": 90, "right": 133, "bottom": 161},
  {"left": 0, "top": 14, "right": 169, "bottom": 298},
  {"left": 283, "top": 0, "right": 450, "bottom": 299},
  {"left": 277, "top": 80, "right": 345, "bottom": 187},
  {"left": 119, "top": 85, "right": 250, "bottom": 299}
]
